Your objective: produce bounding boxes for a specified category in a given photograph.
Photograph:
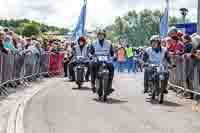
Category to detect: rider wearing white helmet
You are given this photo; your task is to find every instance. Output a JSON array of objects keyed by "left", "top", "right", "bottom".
[{"left": 143, "top": 35, "right": 171, "bottom": 93}]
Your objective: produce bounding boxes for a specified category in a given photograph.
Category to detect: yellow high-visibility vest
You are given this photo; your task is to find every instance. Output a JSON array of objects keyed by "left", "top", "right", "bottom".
[{"left": 126, "top": 47, "right": 134, "bottom": 58}]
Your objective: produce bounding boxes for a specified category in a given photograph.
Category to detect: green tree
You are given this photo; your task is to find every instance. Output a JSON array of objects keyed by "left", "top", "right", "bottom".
[
  {"left": 21, "top": 23, "right": 41, "bottom": 37},
  {"left": 0, "top": 19, "right": 70, "bottom": 35},
  {"left": 107, "top": 9, "right": 191, "bottom": 47}
]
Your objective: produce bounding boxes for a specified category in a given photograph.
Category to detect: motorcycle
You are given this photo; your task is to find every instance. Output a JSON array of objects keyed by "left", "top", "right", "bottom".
[
  {"left": 134, "top": 55, "right": 143, "bottom": 72},
  {"left": 95, "top": 56, "right": 111, "bottom": 102},
  {"left": 144, "top": 64, "right": 169, "bottom": 104},
  {"left": 73, "top": 56, "right": 88, "bottom": 89}
]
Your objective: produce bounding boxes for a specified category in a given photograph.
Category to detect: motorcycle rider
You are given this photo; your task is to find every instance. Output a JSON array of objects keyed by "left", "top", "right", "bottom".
[
  {"left": 143, "top": 35, "right": 171, "bottom": 93},
  {"left": 90, "top": 29, "right": 115, "bottom": 94},
  {"left": 68, "top": 36, "right": 90, "bottom": 81}
]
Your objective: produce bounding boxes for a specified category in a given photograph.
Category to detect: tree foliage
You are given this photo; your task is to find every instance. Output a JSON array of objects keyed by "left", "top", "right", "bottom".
[
  {"left": 21, "top": 23, "right": 41, "bottom": 37},
  {"left": 107, "top": 9, "right": 191, "bottom": 47},
  {"left": 0, "top": 19, "right": 70, "bottom": 35}
]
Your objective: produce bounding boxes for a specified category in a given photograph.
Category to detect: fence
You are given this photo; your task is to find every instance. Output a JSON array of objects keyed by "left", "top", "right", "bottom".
[
  {"left": 168, "top": 54, "right": 200, "bottom": 101},
  {"left": 0, "top": 51, "right": 64, "bottom": 95}
]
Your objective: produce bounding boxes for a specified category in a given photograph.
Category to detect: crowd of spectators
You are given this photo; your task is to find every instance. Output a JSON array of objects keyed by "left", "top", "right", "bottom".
[
  {"left": 0, "top": 27, "right": 73, "bottom": 86},
  {"left": 163, "top": 27, "right": 200, "bottom": 99},
  {"left": 0, "top": 28, "right": 73, "bottom": 56},
  {"left": 163, "top": 27, "right": 200, "bottom": 59}
]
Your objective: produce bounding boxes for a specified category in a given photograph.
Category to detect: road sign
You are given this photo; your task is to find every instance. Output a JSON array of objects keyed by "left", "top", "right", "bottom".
[{"left": 175, "top": 23, "right": 197, "bottom": 35}]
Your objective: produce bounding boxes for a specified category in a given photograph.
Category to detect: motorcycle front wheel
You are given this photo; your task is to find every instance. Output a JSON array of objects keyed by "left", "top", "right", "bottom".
[{"left": 158, "top": 80, "right": 168, "bottom": 104}]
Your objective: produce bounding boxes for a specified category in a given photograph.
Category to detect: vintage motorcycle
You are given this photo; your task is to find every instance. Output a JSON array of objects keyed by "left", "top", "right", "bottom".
[
  {"left": 73, "top": 56, "right": 89, "bottom": 89},
  {"left": 95, "top": 56, "right": 112, "bottom": 101},
  {"left": 144, "top": 64, "right": 169, "bottom": 104}
]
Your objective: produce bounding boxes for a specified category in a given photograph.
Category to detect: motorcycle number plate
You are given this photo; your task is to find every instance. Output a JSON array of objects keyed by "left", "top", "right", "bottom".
[
  {"left": 98, "top": 56, "right": 108, "bottom": 61},
  {"left": 77, "top": 56, "right": 84, "bottom": 60}
]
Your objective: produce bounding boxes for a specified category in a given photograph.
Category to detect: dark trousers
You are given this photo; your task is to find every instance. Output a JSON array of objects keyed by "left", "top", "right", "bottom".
[
  {"left": 90, "top": 62, "right": 114, "bottom": 85},
  {"left": 69, "top": 62, "right": 90, "bottom": 80},
  {"left": 63, "top": 61, "right": 69, "bottom": 77}
]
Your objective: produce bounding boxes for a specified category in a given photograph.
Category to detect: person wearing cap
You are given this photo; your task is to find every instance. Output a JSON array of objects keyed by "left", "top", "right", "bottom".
[
  {"left": 3, "top": 35, "right": 18, "bottom": 54},
  {"left": 166, "top": 30, "right": 185, "bottom": 71},
  {"left": 90, "top": 29, "right": 115, "bottom": 94},
  {"left": 167, "top": 31, "right": 185, "bottom": 55},
  {"left": 68, "top": 36, "right": 90, "bottom": 81},
  {"left": 143, "top": 35, "right": 171, "bottom": 93}
]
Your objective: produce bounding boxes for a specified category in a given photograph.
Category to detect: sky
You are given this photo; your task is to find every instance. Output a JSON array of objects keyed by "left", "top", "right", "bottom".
[{"left": 0, "top": 0, "right": 198, "bottom": 30}]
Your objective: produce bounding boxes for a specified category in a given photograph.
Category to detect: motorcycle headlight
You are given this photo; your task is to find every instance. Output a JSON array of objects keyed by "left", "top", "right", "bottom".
[{"left": 159, "top": 74, "right": 165, "bottom": 80}]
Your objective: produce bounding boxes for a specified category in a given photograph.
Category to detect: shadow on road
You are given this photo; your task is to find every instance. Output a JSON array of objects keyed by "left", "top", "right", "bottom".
[
  {"left": 72, "top": 87, "right": 91, "bottom": 91},
  {"left": 93, "top": 98, "right": 128, "bottom": 104},
  {"left": 145, "top": 98, "right": 182, "bottom": 107}
]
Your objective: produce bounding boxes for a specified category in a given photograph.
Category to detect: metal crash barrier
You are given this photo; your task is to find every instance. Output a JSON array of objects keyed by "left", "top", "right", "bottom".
[
  {"left": 169, "top": 54, "right": 200, "bottom": 103},
  {"left": 48, "top": 52, "right": 64, "bottom": 75},
  {"left": 0, "top": 51, "right": 64, "bottom": 96}
]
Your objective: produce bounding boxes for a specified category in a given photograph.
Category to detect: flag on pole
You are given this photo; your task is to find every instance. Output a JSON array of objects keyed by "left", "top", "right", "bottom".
[
  {"left": 73, "top": 0, "right": 87, "bottom": 41},
  {"left": 160, "top": 0, "right": 169, "bottom": 38}
]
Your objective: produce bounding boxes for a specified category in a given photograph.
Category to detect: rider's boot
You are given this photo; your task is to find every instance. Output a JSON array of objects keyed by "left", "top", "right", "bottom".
[
  {"left": 107, "top": 80, "right": 114, "bottom": 96},
  {"left": 91, "top": 83, "right": 96, "bottom": 93},
  {"left": 144, "top": 80, "right": 148, "bottom": 93},
  {"left": 85, "top": 74, "right": 90, "bottom": 82},
  {"left": 164, "top": 89, "right": 168, "bottom": 94}
]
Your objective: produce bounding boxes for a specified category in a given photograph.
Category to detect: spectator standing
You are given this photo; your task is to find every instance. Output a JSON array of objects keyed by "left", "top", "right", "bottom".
[
  {"left": 48, "top": 40, "right": 54, "bottom": 51},
  {"left": 14, "top": 37, "right": 25, "bottom": 82},
  {"left": 63, "top": 42, "right": 72, "bottom": 80},
  {"left": 117, "top": 46, "right": 126, "bottom": 72},
  {"left": 126, "top": 44, "right": 135, "bottom": 73},
  {"left": 0, "top": 31, "right": 8, "bottom": 54},
  {"left": 167, "top": 29, "right": 185, "bottom": 86},
  {"left": 167, "top": 33, "right": 185, "bottom": 66},
  {"left": 3, "top": 36, "right": 18, "bottom": 54},
  {"left": 2, "top": 35, "right": 18, "bottom": 83}
]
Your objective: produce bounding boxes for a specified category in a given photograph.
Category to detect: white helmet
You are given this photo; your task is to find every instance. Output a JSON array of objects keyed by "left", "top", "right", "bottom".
[
  {"left": 97, "top": 29, "right": 106, "bottom": 35},
  {"left": 150, "top": 35, "right": 161, "bottom": 42}
]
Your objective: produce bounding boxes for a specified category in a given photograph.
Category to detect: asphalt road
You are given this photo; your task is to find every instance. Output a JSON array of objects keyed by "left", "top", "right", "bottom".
[{"left": 24, "top": 73, "right": 200, "bottom": 133}]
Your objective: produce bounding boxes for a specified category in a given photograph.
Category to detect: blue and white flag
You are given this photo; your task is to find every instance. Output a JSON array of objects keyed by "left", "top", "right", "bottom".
[
  {"left": 73, "top": 0, "right": 87, "bottom": 41},
  {"left": 160, "top": 0, "right": 169, "bottom": 38}
]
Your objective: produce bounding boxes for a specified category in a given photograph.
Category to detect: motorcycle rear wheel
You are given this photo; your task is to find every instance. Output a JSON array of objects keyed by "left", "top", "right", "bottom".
[{"left": 158, "top": 80, "right": 167, "bottom": 104}]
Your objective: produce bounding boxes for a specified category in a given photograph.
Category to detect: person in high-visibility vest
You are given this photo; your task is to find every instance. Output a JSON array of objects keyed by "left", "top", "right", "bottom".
[{"left": 126, "top": 44, "right": 135, "bottom": 73}]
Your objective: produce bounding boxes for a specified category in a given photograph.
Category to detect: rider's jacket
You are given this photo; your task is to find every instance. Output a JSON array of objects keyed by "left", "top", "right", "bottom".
[
  {"left": 144, "top": 47, "right": 168, "bottom": 65},
  {"left": 91, "top": 40, "right": 113, "bottom": 56},
  {"left": 73, "top": 45, "right": 89, "bottom": 57}
]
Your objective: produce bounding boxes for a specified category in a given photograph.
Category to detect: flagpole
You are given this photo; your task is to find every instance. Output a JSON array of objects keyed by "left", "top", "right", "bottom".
[
  {"left": 72, "top": 0, "right": 87, "bottom": 41},
  {"left": 198, "top": 0, "right": 200, "bottom": 33},
  {"left": 160, "top": 0, "right": 169, "bottom": 38}
]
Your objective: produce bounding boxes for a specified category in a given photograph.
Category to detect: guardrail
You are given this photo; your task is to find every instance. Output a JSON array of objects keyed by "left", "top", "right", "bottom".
[
  {"left": 0, "top": 51, "right": 64, "bottom": 96},
  {"left": 168, "top": 54, "right": 200, "bottom": 104}
]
